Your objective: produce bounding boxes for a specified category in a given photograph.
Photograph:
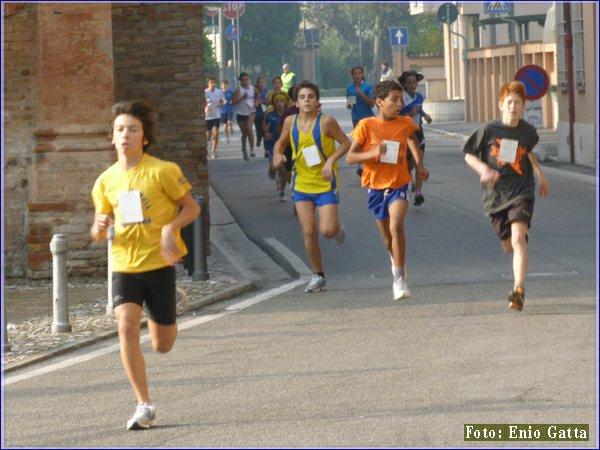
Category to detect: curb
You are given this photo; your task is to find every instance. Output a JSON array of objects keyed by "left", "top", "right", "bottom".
[
  {"left": 2, "top": 280, "right": 254, "bottom": 374},
  {"left": 425, "top": 126, "right": 596, "bottom": 184}
]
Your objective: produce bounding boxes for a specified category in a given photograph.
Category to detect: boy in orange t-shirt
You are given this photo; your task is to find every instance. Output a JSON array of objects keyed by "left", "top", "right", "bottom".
[{"left": 347, "top": 80, "right": 429, "bottom": 300}]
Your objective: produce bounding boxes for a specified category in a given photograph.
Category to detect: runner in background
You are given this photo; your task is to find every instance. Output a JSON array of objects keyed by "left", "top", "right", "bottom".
[
  {"left": 346, "top": 66, "right": 375, "bottom": 177},
  {"left": 220, "top": 79, "right": 235, "bottom": 143},
  {"left": 398, "top": 70, "right": 432, "bottom": 206}
]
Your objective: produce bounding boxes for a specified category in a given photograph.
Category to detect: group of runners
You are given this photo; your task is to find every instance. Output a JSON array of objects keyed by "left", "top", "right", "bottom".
[{"left": 91, "top": 64, "right": 549, "bottom": 429}]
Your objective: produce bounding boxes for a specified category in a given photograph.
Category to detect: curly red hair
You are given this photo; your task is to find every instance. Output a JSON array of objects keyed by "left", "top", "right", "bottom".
[{"left": 498, "top": 81, "right": 526, "bottom": 103}]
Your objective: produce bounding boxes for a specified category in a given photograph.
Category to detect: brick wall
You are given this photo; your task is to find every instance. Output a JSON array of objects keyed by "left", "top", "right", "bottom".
[
  {"left": 111, "top": 3, "right": 209, "bottom": 256},
  {"left": 111, "top": 3, "right": 208, "bottom": 202},
  {"left": 3, "top": 4, "right": 39, "bottom": 277},
  {"left": 3, "top": 3, "right": 208, "bottom": 278}
]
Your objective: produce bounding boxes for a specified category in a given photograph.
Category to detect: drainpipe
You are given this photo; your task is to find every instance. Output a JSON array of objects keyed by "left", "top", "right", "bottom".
[{"left": 563, "top": 3, "right": 576, "bottom": 164}]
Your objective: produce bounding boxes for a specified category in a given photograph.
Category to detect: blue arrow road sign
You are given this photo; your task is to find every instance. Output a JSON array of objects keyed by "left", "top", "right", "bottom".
[{"left": 389, "top": 27, "right": 408, "bottom": 46}]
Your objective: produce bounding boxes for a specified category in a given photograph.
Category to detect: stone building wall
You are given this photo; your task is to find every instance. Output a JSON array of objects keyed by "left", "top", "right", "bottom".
[
  {"left": 3, "top": 3, "right": 208, "bottom": 279},
  {"left": 3, "top": 4, "right": 39, "bottom": 277}
]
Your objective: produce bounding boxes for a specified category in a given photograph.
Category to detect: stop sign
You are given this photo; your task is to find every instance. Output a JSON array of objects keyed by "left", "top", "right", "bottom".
[
  {"left": 205, "top": 6, "right": 219, "bottom": 17},
  {"left": 221, "top": 2, "right": 245, "bottom": 19}
]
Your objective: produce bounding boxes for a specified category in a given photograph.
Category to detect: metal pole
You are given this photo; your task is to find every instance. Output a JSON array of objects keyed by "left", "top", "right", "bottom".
[
  {"left": 50, "top": 234, "right": 71, "bottom": 333},
  {"left": 236, "top": 12, "right": 241, "bottom": 73},
  {"left": 2, "top": 301, "right": 10, "bottom": 353},
  {"left": 218, "top": 9, "right": 225, "bottom": 82},
  {"left": 231, "top": 19, "right": 237, "bottom": 78},
  {"left": 192, "top": 196, "right": 209, "bottom": 281},
  {"left": 563, "top": 3, "right": 576, "bottom": 164},
  {"left": 106, "top": 226, "right": 114, "bottom": 317}
]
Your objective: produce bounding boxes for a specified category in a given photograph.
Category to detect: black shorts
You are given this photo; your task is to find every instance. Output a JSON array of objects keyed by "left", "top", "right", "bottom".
[
  {"left": 236, "top": 113, "right": 252, "bottom": 123},
  {"left": 407, "top": 128, "right": 425, "bottom": 170},
  {"left": 490, "top": 197, "right": 534, "bottom": 241},
  {"left": 206, "top": 118, "right": 220, "bottom": 131},
  {"left": 284, "top": 146, "right": 293, "bottom": 172},
  {"left": 113, "top": 266, "right": 177, "bottom": 325}
]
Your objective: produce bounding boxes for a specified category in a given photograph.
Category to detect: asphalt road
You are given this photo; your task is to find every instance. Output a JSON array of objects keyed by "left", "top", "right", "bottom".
[{"left": 3, "top": 98, "right": 597, "bottom": 447}]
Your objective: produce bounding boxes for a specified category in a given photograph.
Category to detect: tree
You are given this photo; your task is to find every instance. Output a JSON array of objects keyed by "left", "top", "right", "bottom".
[{"left": 208, "top": 3, "right": 302, "bottom": 82}]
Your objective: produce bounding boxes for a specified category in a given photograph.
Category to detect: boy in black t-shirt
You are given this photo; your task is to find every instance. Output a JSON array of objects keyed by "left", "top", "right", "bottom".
[{"left": 463, "top": 81, "right": 549, "bottom": 311}]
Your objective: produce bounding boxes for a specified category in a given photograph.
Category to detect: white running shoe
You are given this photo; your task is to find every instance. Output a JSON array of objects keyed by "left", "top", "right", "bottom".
[
  {"left": 334, "top": 226, "right": 345, "bottom": 245},
  {"left": 176, "top": 287, "right": 188, "bottom": 316},
  {"left": 392, "top": 277, "right": 411, "bottom": 300},
  {"left": 305, "top": 274, "right": 326, "bottom": 293},
  {"left": 127, "top": 403, "right": 156, "bottom": 430}
]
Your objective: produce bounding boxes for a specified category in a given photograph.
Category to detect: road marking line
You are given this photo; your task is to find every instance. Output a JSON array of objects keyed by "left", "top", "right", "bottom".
[
  {"left": 263, "top": 237, "right": 312, "bottom": 276},
  {"left": 500, "top": 271, "right": 579, "bottom": 279},
  {"left": 225, "top": 278, "right": 306, "bottom": 311},
  {"left": 4, "top": 281, "right": 304, "bottom": 386}
]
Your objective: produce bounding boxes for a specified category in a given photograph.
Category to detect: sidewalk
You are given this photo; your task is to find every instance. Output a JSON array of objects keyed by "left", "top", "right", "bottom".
[
  {"left": 424, "top": 121, "right": 597, "bottom": 180},
  {"left": 2, "top": 250, "right": 253, "bottom": 372}
]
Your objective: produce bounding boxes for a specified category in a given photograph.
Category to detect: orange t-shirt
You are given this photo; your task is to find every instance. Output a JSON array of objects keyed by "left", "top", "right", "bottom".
[{"left": 352, "top": 116, "right": 419, "bottom": 189}]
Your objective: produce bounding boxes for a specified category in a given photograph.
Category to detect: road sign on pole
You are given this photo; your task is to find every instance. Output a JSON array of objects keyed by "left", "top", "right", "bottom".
[
  {"left": 514, "top": 64, "right": 550, "bottom": 100},
  {"left": 484, "top": 2, "right": 513, "bottom": 15},
  {"left": 389, "top": 27, "right": 408, "bottom": 46},
  {"left": 221, "top": 2, "right": 245, "bottom": 20},
  {"left": 225, "top": 24, "right": 242, "bottom": 42},
  {"left": 205, "top": 6, "right": 219, "bottom": 17},
  {"left": 437, "top": 3, "right": 459, "bottom": 24}
]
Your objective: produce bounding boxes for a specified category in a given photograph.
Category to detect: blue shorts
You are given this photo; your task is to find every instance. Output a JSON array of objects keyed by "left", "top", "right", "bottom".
[
  {"left": 292, "top": 189, "right": 339, "bottom": 207},
  {"left": 220, "top": 111, "right": 233, "bottom": 122},
  {"left": 367, "top": 184, "right": 409, "bottom": 220}
]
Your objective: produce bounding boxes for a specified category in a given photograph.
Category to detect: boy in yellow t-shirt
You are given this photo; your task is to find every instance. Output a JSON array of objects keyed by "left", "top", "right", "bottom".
[
  {"left": 91, "top": 100, "right": 200, "bottom": 430},
  {"left": 347, "top": 80, "right": 429, "bottom": 301}
]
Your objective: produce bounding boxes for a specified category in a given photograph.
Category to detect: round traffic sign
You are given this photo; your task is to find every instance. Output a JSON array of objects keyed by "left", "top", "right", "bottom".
[
  {"left": 437, "top": 3, "right": 458, "bottom": 24},
  {"left": 514, "top": 65, "right": 550, "bottom": 101},
  {"left": 221, "top": 2, "right": 245, "bottom": 20},
  {"left": 225, "top": 24, "right": 242, "bottom": 42},
  {"left": 205, "top": 6, "right": 219, "bottom": 17}
]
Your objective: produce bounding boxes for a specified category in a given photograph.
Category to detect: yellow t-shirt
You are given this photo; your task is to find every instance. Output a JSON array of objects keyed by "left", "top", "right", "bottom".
[
  {"left": 290, "top": 114, "right": 338, "bottom": 194},
  {"left": 92, "top": 154, "right": 192, "bottom": 273}
]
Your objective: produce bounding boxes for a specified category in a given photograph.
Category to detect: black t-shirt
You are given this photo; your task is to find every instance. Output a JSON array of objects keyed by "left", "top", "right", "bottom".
[{"left": 463, "top": 119, "right": 539, "bottom": 214}]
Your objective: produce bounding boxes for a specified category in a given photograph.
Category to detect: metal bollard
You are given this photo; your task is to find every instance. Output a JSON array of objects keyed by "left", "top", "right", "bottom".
[
  {"left": 106, "top": 226, "right": 115, "bottom": 317},
  {"left": 50, "top": 234, "right": 72, "bottom": 333},
  {"left": 2, "top": 301, "right": 10, "bottom": 353},
  {"left": 192, "top": 195, "right": 209, "bottom": 281}
]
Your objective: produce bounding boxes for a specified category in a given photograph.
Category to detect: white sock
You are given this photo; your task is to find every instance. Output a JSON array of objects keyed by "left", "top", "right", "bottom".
[{"left": 393, "top": 266, "right": 405, "bottom": 279}]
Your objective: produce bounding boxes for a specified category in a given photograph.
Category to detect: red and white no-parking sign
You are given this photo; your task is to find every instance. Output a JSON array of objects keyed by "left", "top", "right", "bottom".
[{"left": 221, "top": 2, "right": 245, "bottom": 19}]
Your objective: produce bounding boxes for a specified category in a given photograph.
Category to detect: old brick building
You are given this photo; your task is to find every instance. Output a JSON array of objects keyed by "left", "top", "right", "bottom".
[{"left": 3, "top": 3, "right": 208, "bottom": 278}]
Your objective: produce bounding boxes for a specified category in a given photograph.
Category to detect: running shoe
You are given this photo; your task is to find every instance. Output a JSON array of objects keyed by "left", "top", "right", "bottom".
[
  {"left": 414, "top": 194, "right": 425, "bottom": 206},
  {"left": 278, "top": 191, "right": 288, "bottom": 202},
  {"left": 392, "top": 277, "right": 411, "bottom": 300},
  {"left": 242, "top": 148, "right": 249, "bottom": 161},
  {"left": 250, "top": 151, "right": 256, "bottom": 157},
  {"left": 508, "top": 286, "right": 525, "bottom": 311},
  {"left": 127, "top": 403, "right": 156, "bottom": 430},
  {"left": 305, "top": 274, "right": 326, "bottom": 293},
  {"left": 334, "top": 226, "right": 345, "bottom": 245},
  {"left": 176, "top": 287, "right": 188, "bottom": 316}
]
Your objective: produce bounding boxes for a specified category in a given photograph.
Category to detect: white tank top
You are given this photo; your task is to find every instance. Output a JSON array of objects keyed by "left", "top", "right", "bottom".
[{"left": 236, "top": 85, "right": 256, "bottom": 116}]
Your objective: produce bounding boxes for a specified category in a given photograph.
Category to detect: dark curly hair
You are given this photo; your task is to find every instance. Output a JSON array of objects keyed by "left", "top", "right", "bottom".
[
  {"left": 374, "top": 80, "right": 403, "bottom": 100},
  {"left": 109, "top": 100, "right": 157, "bottom": 153}
]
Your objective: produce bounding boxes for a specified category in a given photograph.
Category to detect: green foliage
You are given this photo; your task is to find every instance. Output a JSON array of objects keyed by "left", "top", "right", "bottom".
[
  {"left": 303, "top": 3, "right": 443, "bottom": 88},
  {"left": 318, "top": 29, "right": 355, "bottom": 90},
  {"left": 204, "top": 3, "right": 302, "bottom": 83},
  {"left": 202, "top": 33, "right": 219, "bottom": 79}
]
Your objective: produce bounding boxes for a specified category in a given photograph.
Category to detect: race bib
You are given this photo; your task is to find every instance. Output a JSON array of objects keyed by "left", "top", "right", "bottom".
[
  {"left": 499, "top": 138, "right": 519, "bottom": 163},
  {"left": 302, "top": 145, "right": 322, "bottom": 167},
  {"left": 379, "top": 140, "right": 400, "bottom": 164},
  {"left": 346, "top": 95, "right": 357, "bottom": 106},
  {"left": 118, "top": 190, "right": 144, "bottom": 224}
]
